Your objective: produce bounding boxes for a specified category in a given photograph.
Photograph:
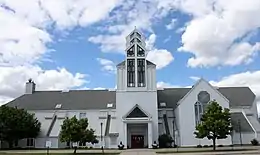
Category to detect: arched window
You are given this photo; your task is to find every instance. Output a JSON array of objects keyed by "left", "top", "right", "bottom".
[{"left": 194, "top": 101, "right": 203, "bottom": 126}]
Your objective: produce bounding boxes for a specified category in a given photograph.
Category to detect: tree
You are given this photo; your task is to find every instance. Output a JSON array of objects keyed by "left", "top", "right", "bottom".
[
  {"left": 0, "top": 105, "right": 41, "bottom": 148},
  {"left": 59, "top": 116, "right": 98, "bottom": 154},
  {"left": 194, "top": 100, "right": 232, "bottom": 151}
]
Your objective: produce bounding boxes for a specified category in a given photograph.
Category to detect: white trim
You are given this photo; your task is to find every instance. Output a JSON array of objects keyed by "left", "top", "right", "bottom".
[
  {"left": 242, "top": 110, "right": 257, "bottom": 138},
  {"left": 177, "top": 78, "right": 229, "bottom": 105}
]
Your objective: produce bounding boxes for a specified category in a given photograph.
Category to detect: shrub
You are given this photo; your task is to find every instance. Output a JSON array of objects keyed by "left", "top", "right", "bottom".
[
  {"left": 203, "top": 145, "right": 209, "bottom": 148},
  {"left": 196, "top": 144, "right": 202, "bottom": 148},
  {"left": 218, "top": 145, "right": 223, "bottom": 147},
  {"left": 251, "top": 139, "right": 259, "bottom": 146},
  {"left": 158, "top": 134, "right": 174, "bottom": 148}
]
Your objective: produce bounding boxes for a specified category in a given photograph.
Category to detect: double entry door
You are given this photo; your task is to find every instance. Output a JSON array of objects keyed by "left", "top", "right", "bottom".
[{"left": 131, "top": 135, "right": 144, "bottom": 148}]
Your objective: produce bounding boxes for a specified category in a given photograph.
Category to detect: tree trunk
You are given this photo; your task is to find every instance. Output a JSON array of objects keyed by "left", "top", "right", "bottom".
[
  {"left": 212, "top": 138, "right": 216, "bottom": 151},
  {"left": 8, "top": 141, "right": 13, "bottom": 149},
  {"left": 73, "top": 147, "right": 77, "bottom": 154}
]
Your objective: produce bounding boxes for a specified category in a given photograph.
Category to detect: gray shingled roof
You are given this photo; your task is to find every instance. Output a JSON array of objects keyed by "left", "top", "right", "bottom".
[
  {"left": 116, "top": 60, "right": 156, "bottom": 67},
  {"left": 5, "top": 87, "right": 255, "bottom": 110},
  {"left": 157, "top": 87, "right": 256, "bottom": 109},
  {"left": 6, "top": 90, "right": 116, "bottom": 110}
]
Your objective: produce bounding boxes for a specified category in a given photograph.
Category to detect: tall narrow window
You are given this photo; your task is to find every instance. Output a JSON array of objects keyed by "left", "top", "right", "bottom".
[
  {"left": 194, "top": 102, "right": 203, "bottom": 126},
  {"left": 127, "top": 59, "right": 135, "bottom": 87},
  {"left": 137, "top": 59, "right": 145, "bottom": 87}
]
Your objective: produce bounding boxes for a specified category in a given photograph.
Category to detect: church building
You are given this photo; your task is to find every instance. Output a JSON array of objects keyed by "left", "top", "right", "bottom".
[{"left": 3, "top": 29, "right": 260, "bottom": 149}]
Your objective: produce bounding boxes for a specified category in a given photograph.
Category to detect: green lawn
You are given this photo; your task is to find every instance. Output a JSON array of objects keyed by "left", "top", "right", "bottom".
[{"left": 156, "top": 148, "right": 256, "bottom": 154}]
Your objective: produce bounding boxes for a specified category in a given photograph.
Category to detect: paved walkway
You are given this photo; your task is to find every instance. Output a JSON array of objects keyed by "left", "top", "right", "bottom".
[{"left": 120, "top": 149, "right": 157, "bottom": 155}]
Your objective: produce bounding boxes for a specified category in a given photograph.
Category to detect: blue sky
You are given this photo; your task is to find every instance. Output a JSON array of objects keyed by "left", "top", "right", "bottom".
[{"left": 0, "top": 0, "right": 260, "bottom": 106}]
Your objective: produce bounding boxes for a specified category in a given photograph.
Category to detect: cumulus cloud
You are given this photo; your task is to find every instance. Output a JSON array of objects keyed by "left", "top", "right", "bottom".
[
  {"left": 173, "top": 0, "right": 260, "bottom": 67},
  {"left": 0, "top": 65, "right": 87, "bottom": 105},
  {"left": 87, "top": 0, "right": 171, "bottom": 53},
  {"left": 145, "top": 34, "right": 174, "bottom": 69},
  {"left": 0, "top": 0, "right": 122, "bottom": 104},
  {"left": 97, "top": 58, "right": 116, "bottom": 74}
]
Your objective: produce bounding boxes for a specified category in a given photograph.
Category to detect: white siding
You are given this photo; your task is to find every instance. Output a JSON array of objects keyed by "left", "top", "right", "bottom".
[
  {"left": 178, "top": 80, "right": 232, "bottom": 146},
  {"left": 116, "top": 91, "right": 158, "bottom": 147}
]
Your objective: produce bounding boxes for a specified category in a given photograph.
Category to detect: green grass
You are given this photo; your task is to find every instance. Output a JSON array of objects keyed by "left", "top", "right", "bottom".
[{"left": 156, "top": 148, "right": 256, "bottom": 154}]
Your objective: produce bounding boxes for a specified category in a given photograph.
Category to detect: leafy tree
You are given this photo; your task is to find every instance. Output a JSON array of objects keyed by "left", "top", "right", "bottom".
[
  {"left": 194, "top": 100, "right": 232, "bottom": 151},
  {"left": 59, "top": 116, "right": 98, "bottom": 154},
  {"left": 0, "top": 105, "right": 41, "bottom": 148}
]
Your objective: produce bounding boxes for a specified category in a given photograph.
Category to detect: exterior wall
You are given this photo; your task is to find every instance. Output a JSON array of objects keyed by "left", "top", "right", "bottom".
[
  {"left": 116, "top": 91, "right": 158, "bottom": 147},
  {"left": 116, "top": 63, "right": 156, "bottom": 91},
  {"left": 158, "top": 109, "right": 175, "bottom": 137},
  {"left": 250, "top": 100, "right": 259, "bottom": 119},
  {"left": 146, "top": 66, "right": 156, "bottom": 91},
  {"left": 18, "top": 109, "right": 118, "bottom": 149},
  {"left": 232, "top": 132, "right": 256, "bottom": 145},
  {"left": 117, "top": 66, "right": 125, "bottom": 90},
  {"left": 178, "top": 80, "right": 232, "bottom": 146}
]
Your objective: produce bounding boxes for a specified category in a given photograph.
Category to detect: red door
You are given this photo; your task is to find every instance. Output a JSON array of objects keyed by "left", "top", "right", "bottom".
[{"left": 131, "top": 135, "right": 144, "bottom": 148}]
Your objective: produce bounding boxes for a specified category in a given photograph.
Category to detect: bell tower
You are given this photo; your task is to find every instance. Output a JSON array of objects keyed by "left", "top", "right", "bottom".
[{"left": 125, "top": 28, "right": 147, "bottom": 88}]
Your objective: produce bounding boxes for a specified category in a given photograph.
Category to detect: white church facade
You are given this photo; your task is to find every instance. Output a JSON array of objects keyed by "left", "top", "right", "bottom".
[{"left": 3, "top": 29, "right": 260, "bottom": 149}]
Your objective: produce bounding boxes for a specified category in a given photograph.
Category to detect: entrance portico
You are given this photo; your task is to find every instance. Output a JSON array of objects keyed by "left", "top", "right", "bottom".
[{"left": 122, "top": 104, "right": 153, "bottom": 148}]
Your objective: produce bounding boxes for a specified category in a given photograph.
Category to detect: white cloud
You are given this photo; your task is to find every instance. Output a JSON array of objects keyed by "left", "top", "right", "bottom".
[
  {"left": 146, "top": 34, "right": 174, "bottom": 69},
  {"left": 174, "top": 0, "right": 260, "bottom": 67},
  {"left": 190, "top": 76, "right": 200, "bottom": 81},
  {"left": 94, "top": 87, "right": 107, "bottom": 90},
  {"left": 157, "top": 81, "right": 174, "bottom": 88},
  {"left": 0, "top": 0, "right": 122, "bottom": 104},
  {"left": 88, "top": 0, "right": 172, "bottom": 53},
  {"left": 157, "top": 81, "right": 182, "bottom": 88},
  {"left": 0, "top": 7, "right": 51, "bottom": 66},
  {"left": 0, "top": 65, "right": 87, "bottom": 105},
  {"left": 97, "top": 58, "right": 116, "bottom": 74},
  {"left": 166, "top": 18, "right": 177, "bottom": 30}
]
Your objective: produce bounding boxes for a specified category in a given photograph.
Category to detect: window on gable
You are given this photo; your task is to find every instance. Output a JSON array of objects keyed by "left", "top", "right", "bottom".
[{"left": 198, "top": 91, "right": 210, "bottom": 112}]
